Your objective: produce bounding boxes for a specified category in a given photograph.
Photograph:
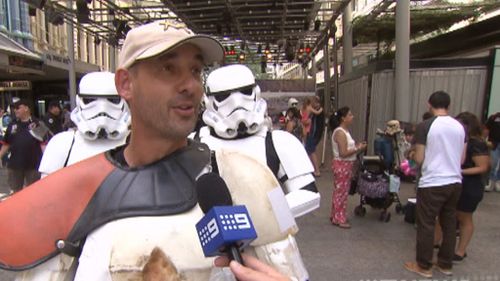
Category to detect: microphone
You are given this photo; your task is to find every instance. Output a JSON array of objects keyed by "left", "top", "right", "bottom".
[{"left": 195, "top": 172, "right": 257, "bottom": 265}]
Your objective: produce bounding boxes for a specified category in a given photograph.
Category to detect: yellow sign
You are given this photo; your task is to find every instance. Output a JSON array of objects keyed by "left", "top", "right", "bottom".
[{"left": 0, "top": 81, "right": 32, "bottom": 92}]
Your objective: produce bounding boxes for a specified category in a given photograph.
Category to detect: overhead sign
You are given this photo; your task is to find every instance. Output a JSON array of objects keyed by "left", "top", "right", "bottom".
[
  {"left": 8, "top": 55, "right": 43, "bottom": 70},
  {"left": 0, "top": 81, "right": 32, "bottom": 91}
]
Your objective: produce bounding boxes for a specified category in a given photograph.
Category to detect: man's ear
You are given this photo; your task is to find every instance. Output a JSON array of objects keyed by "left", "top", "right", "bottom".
[{"left": 115, "top": 68, "right": 133, "bottom": 101}]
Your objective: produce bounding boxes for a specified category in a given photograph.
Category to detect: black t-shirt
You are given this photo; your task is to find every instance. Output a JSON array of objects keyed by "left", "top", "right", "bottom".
[
  {"left": 4, "top": 118, "right": 43, "bottom": 170},
  {"left": 462, "top": 137, "right": 489, "bottom": 188},
  {"left": 43, "top": 113, "right": 63, "bottom": 136},
  {"left": 462, "top": 138, "right": 489, "bottom": 170},
  {"left": 486, "top": 112, "right": 500, "bottom": 147}
]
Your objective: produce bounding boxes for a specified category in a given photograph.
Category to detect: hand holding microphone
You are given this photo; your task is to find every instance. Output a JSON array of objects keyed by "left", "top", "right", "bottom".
[{"left": 214, "top": 254, "right": 291, "bottom": 281}]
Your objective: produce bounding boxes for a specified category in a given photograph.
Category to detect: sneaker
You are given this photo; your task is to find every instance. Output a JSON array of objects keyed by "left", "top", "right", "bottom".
[
  {"left": 434, "top": 264, "right": 453, "bottom": 276},
  {"left": 453, "top": 253, "right": 467, "bottom": 263},
  {"left": 485, "top": 181, "right": 493, "bottom": 192},
  {"left": 404, "top": 262, "right": 433, "bottom": 278}
]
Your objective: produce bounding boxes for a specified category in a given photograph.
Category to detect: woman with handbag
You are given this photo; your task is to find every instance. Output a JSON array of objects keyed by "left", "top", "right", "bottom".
[{"left": 329, "top": 107, "right": 367, "bottom": 229}]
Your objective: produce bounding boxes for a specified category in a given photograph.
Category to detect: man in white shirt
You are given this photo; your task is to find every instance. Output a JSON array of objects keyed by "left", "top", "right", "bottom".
[{"left": 404, "top": 91, "right": 465, "bottom": 278}]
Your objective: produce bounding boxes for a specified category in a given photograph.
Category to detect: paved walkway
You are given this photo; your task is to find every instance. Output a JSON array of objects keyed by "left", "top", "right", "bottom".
[{"left": 1, "top": 165, "right": 500, "bottom": 280}]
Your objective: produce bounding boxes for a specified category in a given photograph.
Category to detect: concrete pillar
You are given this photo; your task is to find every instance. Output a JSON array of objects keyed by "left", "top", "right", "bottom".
[
  {"left": 67, "top": 0, "right": 76, "bottom": 109},
  {"left": 312, "top": 54, "right": 317, "bottom": 94},
  {"left": 395, "top": 0, "right": 410, "bottom": 121},
  {"left": 109, "top": 46, "right": 116, "bottom": 72},
  {"left": 324, "top": 40, "right": 332, "bottom": 115},
  {"left": 332, "top": 27, "right": 339, "bottom": 111},
  {"left": 342, "top": 4, "right": 353, "bottom": 74}
]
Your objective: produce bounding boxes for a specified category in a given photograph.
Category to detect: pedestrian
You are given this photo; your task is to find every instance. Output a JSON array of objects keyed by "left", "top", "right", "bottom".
[
  {"left": 453, "top": 112, "right": 489, "bottom": 262},
  {"left": 43, "top": 100, "right": 63, "bottom": 138},
  {"left": 305, "top": 96, "right": 324, "bottom": 177},
  {"left": 0, "top": 107, "right": 4, "bottom": 133},
  {"left": 287, "top": 97, "right": 299, "bottom": 109},
  {"left": 404, "top": 91, "right": 465, "bottom": 278},
  {"left": 285, "top": 107, "right": 304, "bottom": 141},
  {"left": 484, "top": 111, "right": 500, "bottom": 192},
  {"left": 62, "top": 104, "right": 75, "bottom": 130},
  {"left": 1, "top": 20, "right": 292, "bottom": 281},
  {"left": 329, "top": 106, "right": 367, "bottom": 229},
  {"left": 0, "top": 99, "right": 45, "bottom": 193}
]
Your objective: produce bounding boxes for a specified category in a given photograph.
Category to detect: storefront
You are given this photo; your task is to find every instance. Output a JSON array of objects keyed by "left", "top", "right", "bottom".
[
  {"left": 0, "top": 32, "right": 42, "bottom": 113},
  {"left": 1, "top": 32, "right": 100, "bottom": 117}
]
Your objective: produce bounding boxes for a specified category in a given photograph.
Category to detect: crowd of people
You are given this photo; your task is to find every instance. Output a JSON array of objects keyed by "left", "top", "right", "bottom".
[{"left": 0, "top": 19, "right": 498, "bottom": 281}]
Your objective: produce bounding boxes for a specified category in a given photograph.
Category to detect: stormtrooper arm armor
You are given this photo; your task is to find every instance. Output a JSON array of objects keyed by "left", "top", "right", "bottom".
[{"left": 271, "top": 130, "right": 321, "bottom": 218}]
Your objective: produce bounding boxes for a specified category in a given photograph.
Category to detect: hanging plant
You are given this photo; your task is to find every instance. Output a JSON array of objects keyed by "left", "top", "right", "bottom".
[{"left": 352, "top": 0, "right": 500, "bottom": 45}]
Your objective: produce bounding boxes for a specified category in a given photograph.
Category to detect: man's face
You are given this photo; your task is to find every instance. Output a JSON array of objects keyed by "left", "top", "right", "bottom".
[
  {"left": 14, "top": 105, "right": 29, "bottom": 119},
  {"left": 127, "top": 44, "right": 204, "bottom": 139},
  {"left": 50, "top": 106, "right": 61, "bottom": 116}
]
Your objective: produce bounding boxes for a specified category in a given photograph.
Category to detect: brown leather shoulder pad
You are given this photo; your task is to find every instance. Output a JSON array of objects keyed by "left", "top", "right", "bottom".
[{"left": 0, "top": 154, "right": 115, "bottom": 270}]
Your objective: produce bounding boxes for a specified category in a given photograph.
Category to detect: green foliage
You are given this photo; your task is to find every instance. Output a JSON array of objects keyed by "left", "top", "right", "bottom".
[{"left": 352, "top": 0, "right": 500, "bottom": 45}]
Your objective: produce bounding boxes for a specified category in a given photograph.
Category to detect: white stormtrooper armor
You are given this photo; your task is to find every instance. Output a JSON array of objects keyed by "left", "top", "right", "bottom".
[
  {"left": 73, "top": 150, "right": 301, "bottom": 281},
  {"left": 38, "top": 72, "right": 130, "bottom": 178},
  {"left": 19, "top": 73, "right": 130, "bottom": 281},
  {"left": 16, "top": 150, "right": 301, "bottom": 281},
  {"left": 202, "top": 64, "right": 320, "bottom": 217},
  {"left": 200, "top": 64, "right": 321, "bottom": 281}
]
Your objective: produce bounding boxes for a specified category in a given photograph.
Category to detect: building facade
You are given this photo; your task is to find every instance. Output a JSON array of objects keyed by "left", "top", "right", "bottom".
[{"left": 0, "top": 0, "right": 113, "bottom": 117}]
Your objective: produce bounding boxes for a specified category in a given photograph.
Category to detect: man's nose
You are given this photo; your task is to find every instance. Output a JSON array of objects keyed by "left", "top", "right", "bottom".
[{"left": 177, "top": 71, "right": 201, "bottom": 95}]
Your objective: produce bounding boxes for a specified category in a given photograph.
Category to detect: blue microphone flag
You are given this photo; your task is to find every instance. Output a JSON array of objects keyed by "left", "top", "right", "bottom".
[{"left": 196, "top": 205, "right": 257, "bottom": 257}]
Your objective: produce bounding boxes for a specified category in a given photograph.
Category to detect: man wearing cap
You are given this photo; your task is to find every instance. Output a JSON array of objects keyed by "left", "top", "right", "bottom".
[
  {"left": 0, "top": 100, "right": 44, "bottom": 193},
  {"left": 42, "top": 101, "right": 63, "bottom": 138},
  {"left": 3, "top": 20, "right": 291, "bottom": 281}
]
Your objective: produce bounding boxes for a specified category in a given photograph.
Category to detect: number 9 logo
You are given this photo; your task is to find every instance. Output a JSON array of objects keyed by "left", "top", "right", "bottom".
[
  {"left": 234, "top": 214, "right": 250, "bottom": 229},
  {"left": 208, "top": 218, "right": 219, "bottom": 239}
]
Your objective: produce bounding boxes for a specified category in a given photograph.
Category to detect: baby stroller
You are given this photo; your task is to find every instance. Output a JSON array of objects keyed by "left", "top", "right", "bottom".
[{"left": 353, "top": 155, "right": 403, "bottom": 222}]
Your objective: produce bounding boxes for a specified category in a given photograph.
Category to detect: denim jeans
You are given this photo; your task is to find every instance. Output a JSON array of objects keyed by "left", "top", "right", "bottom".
[{"left": 491, "top": 145, "right": 500, "bottom": 182}]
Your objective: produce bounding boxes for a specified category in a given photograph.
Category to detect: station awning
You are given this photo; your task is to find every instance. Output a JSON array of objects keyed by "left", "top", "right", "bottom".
[{"left": 0, "top": 32, "right": 41, "bottom": 61}]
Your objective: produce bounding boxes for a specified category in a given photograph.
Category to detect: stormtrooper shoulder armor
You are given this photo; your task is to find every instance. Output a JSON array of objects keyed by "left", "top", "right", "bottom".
[
  {"left": 271, "top": 130, "right": 314, "bottom": 181},
  {"left": 271, "top": 130, "right": 320, "bottom": 218}
]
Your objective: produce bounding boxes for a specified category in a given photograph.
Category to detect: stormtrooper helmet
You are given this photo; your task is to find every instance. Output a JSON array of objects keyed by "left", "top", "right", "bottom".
[
  {"left": 71, "top": 72, "right": 130, "bottom": 140},
  {"left": 288, "top": 98, "right": 299, "bottom": 108},
  {"left": 203, "top": 64, "right": 267, "bottom": 139}
]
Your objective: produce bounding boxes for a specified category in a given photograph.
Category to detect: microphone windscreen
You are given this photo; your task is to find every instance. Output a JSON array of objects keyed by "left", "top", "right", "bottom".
[{"left": 196, "top": 172, "right": 233, "bottom": 213}]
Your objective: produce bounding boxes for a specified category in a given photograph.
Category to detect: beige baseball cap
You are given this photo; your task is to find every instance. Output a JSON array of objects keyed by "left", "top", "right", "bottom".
[{"left": 118, "top": 20, "right": 224, "bottom": 69}]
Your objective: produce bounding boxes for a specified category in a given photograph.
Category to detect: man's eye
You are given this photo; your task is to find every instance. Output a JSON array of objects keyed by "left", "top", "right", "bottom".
[
  {"left": 162, "top": 65, "right": 174, "bottom": 72},
  {"left": 192, "top": 67, "right": 202, "bottom": 76}
]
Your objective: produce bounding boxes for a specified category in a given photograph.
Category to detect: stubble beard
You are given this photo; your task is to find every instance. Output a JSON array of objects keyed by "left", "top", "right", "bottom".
[{"left": 142, "top": 102, "right": 198, "bottom": 140}]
